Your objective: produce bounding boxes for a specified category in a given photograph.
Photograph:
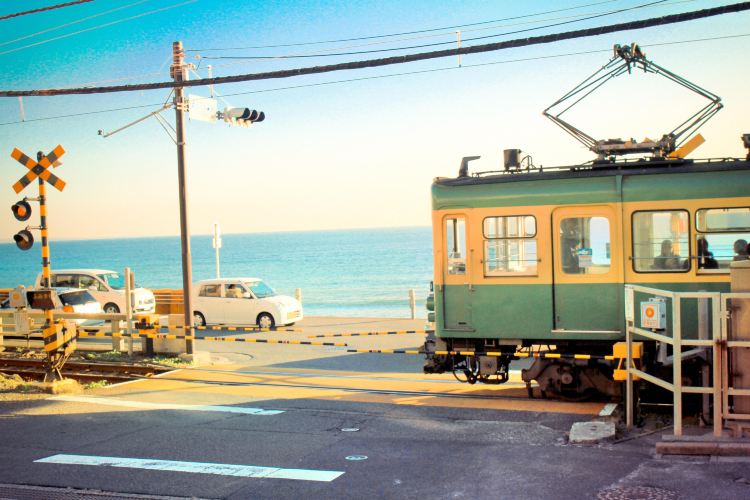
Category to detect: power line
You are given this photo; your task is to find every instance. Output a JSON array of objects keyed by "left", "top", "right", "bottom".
[
  {"left": 200, "top": 0, "right": 670, "bottom": 60},
  {"left": 199, "top": 0, "right": 695, "bottom": 66},
  {"left": 1, "top": 2, "right": 749, "bottom": 98},
  {"left": 216, "top": 33, "right": 750, "bottom": 96},
  {"left": 187, "top": 0, "right": 620, "bottom": 51},
  {"left": 2, "top": 32, "right": 747, "bottom": 127},
  {"left": 0, "top": 101, "right": 165, "bottom": 126},
  {"left": 0, "top": 0, "right": 152, "bottom": 49},
  {"left": 0, "top": 0, "right": 196, "bottom": 57},
  {"left": 0, "top": 0, "right": 93, "bottom": 22}
]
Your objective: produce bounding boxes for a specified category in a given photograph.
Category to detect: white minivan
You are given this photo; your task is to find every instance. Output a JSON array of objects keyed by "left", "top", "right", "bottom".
[
  {"left": 35, "top": 269, "right": 156, "bottom": 314},
  {"left": 192, "top": 278, "right": 303, "bottom": 328}
]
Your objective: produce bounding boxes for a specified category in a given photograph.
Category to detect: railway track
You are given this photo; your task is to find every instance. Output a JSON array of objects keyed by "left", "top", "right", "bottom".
[{"left": 0, "top": 357, "right": 173, "bottom": 383}]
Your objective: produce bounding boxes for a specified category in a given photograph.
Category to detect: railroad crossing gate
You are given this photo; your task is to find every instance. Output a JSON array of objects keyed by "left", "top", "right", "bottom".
[{"left": 9, "top": 145, "right": 70, "bottom": 380}]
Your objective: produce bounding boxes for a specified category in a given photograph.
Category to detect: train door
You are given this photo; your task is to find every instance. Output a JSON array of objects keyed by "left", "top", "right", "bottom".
[
  {"left": 551, "top": 206, "right": 621, "bottom": 333},
  {"left": 442, "top": 215, "right": 473, "bottom": 330}
]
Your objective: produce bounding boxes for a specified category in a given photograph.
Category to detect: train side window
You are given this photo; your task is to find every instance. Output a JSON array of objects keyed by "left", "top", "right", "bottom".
[
  {"left": 559, "top": 217, "right": 611, "bottom": 274},
  {"left": 483, "top": 215, "right": 537, "bottom": 276},
  {"left": 632, "top": 210, "right": 690, "bottom": 273},
  {"left": 446, "top": 217, "right": 466, "bottom": 275},
  {"left": 695, "top": 207, "right": 750, "bottom": 271}
]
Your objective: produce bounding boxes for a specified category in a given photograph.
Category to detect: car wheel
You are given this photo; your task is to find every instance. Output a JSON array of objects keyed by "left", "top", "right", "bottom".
[
  {"left": 104, "top": 303, "right": 120, "bottom": 314},
  {"left": 257, "top": 312, "right": 275, "bottom": 329},
  {"left": 193, "top": 312, "right": 206, "bottom": 327}
]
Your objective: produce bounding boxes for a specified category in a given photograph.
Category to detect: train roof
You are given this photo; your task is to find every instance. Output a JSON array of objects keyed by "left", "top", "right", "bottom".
[
  {"left": 434, "top": 157, "right": 750, "bottom": 187},
  {"left": 431, "top": 157, "right": 750, "bottom": 209}
]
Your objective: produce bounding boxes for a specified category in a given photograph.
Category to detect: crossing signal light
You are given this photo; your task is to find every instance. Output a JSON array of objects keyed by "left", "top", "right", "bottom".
[
  {"left": 223, "top": 107, "right": 265, "bottom": 127},
  {"left": 11, "top": 200, "right": 32, "bottom": 221},
  {"left": 14, "top": 229, "right": 34, "bottom": 251}
]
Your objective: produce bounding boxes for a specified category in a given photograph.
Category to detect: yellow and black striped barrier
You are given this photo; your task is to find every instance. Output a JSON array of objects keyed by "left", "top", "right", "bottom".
[
  {"left": 77, "top": 331, "right": 348, "bottom": 347},
  {"left": 75, "top": 329, "right": 616, "bottom": 360},
  {"left": 307, "top": 330, "right": 434, "bottom": 339},
  {"left": 339, "top": 349, "right": 616, "bottom": 360},
  {"left": 156, "top": 325, "right": 304, "bottom": 333}
]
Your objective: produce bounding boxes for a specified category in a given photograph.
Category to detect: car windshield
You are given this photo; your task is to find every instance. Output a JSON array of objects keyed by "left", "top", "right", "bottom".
[
  {"left": 98, "top": 272, "right": 124, "bottom": 290},
  {"left": 60, "top": 290, "right": 95, "bottom": 306},
  {"left": 244, "top": 280, "right": 276, "bottom": 298}
]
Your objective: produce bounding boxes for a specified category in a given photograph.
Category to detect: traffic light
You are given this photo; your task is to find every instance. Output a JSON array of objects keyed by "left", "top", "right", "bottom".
[
  {"left": 11, "top": 200, "right": 32, "bottom": 221},
  {"left": 223, "top": 107, "right": 265, "bottom": 127},
  {"left": 13, "top": 229, "right": 34, "bottom": 250}
]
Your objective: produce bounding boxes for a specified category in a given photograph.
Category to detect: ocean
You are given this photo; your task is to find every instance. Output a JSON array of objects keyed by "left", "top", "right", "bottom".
[{"left": 0, "top": 226, "right": 434, "bottom": 319}]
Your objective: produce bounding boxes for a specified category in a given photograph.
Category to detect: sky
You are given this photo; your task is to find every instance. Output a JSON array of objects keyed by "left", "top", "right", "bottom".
[{"left": 0, "top": 0, "right": 748, "bottom": 241}]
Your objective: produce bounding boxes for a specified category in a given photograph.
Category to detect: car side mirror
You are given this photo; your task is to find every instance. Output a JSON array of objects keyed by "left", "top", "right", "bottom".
[
  {"left": 88, "top": 285, "right": 97, "bottom": 291},
  {"left": 242, "top": 292, "right": 252, "bottom": 299}
]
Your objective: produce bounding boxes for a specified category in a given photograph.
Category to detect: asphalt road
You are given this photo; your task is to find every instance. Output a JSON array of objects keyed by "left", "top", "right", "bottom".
[{"left": 0, "top": 317, "right": 749, "bottom": 499}]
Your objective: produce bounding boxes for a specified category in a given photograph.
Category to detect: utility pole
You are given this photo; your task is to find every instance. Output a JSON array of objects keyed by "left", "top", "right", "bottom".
[{"left": 171, "top": 41, "right": 194, "bottom": 354}]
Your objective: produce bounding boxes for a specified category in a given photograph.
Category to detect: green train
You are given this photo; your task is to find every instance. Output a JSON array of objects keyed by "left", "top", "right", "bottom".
[{"left": 424, "top": 146, "right": 750, "bottom": 398}]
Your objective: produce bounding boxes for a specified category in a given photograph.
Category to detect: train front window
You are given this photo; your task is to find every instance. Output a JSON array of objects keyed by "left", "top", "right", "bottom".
[
  {"left": 483, "top": 215, "right": 537, "bottom": 276},
  {"left": 446, "top": 217, "right": 466, "bottom": 275},
  {"left": 695, "top": 207, "right": 750, "bottom": 271},
  {"left": 632, "top": 210, "right": 690, "bottom": 273},
  {"left": 559, "top": 216, "right": 611, "bottom": 275}
]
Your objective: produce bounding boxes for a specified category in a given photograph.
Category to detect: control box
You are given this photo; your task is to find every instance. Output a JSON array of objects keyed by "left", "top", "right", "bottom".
[{"left": 641, "top": 298, "right": 666, "bottom": 330}]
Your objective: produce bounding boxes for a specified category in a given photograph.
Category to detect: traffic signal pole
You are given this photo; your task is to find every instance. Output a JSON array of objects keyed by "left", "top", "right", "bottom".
[{"left": 171, "top": 41, "right": 194, "bottom": 355}]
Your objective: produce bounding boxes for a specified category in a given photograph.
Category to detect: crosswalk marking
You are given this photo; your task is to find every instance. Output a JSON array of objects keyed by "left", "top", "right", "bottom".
[
  {"left": 35, "top": 454, "right": 344, "bottom": 482},
  {"left": 50, "top": 395, "right": 284, "bottom": 415}
]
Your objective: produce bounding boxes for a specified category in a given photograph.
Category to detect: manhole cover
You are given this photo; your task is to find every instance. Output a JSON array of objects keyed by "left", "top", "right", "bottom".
[
  {"left": 345, "top": 455, "right": 368, "bottom": 461},
  {"left": 597, "top": 486, "right": 678, "bottom": 500}
]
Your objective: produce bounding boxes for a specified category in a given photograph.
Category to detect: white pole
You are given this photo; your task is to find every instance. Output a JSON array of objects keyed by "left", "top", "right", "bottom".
[
  {"left": 124, "top": 267, "right": 133, "bottom": 356},
  {"left": 213, "top": 222, "right": 222, "bottom": 279},
  {"left": 295, "top": 288, "right": 302, "bottom": 304},
  {"left": 409, "top": 289, "right": 416, "bottom": 319}
]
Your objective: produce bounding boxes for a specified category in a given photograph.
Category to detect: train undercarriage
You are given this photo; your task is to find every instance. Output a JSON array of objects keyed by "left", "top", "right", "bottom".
[
  {"left": 424, "top": 335, "right": 712, "bottom": 403},
  {"left": 424, "top": 336, "right": 643, "bottom": 400}
]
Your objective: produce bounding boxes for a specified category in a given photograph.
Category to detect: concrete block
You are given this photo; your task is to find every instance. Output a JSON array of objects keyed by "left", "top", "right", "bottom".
[
  {"left": 179, "top": 351, "right": 211, "bottom": 366},
  {"left": 152, "top": 313, "right": 188, "bottom": 355},
  {"left": 569, "top": 421, "right": 616, "bottom": 444}
]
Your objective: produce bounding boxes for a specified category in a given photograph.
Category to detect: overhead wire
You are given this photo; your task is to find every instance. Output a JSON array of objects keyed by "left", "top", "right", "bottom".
[
  {"left": 200, "top": 0, "right": 672, "bottom": 60},
  {"left": 199, "top": 0, "right": 695, "bottom": 67},
  {"left": 0, "top": 0, "right": 152, "bottom": 49},
  {"left": 217, "top": 33, "right": 750, "bottom": 97},
  {"left": 1, "top": 1, "right": 747, "bottom": 97},
  {"left": 187, "top": 0, "right": 621, "bottom": 51},
  {"left": 1, "top": 32, "right": 747, "bottom": 127},
  {"left": 0, "top": 101, "right": 166, "bottom": 126},
  {"left": 0, "top": 0, "right": 197, "bottom": 57},
  {"left": 0, "top": 0, "right": 93, "bottom": 22}
]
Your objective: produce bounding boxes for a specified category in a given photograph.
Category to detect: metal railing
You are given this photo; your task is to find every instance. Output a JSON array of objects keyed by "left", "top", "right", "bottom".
[
  {"left": 720, "top": 293, "right": 750, "bottom": 429},
  {"left": 624, "top": 284, "right": 750, "bottom": 438}
]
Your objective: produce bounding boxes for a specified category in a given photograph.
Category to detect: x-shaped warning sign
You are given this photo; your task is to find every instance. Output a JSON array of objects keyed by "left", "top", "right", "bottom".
[{"left": 11, "top": 145, "right": 66, "bottom": 194}]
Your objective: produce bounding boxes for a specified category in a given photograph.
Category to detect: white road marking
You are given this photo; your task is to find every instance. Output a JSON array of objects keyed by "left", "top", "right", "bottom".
[
  {"left": 49, "top": 395, "right": 283, "bottom": 415},
  {"left": 106, "top": 367, "right": 182, "bottom": 389},
  {"left": 599, "top": 402, "right": 618, "bottom": 417},
  {"left": 35, "top": 454, "right": 344, "bottom": 482}
]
